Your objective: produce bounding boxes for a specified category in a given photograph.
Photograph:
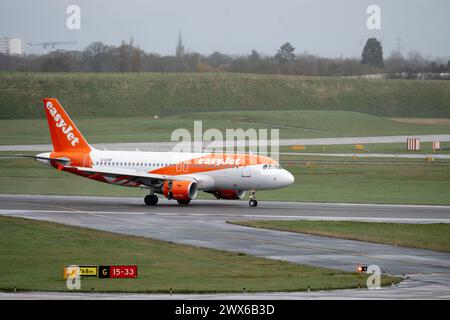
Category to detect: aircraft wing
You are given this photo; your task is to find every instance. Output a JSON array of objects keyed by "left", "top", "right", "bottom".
[{"left": 68, "top": 166, "right": 197, "bottom": 186}]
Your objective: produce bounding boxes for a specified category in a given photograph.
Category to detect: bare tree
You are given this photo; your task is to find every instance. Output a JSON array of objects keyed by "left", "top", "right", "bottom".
[
  {"left": 84, "top": 41, "right": 109, "bottom": 72},
  {"left": 131, "top": 46, "right": 142, "bottom": 72}
]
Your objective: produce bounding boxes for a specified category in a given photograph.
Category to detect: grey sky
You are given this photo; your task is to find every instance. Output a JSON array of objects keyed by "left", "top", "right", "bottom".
[{"left": 1, "top": 0, "right": 449, "bottom": 58}]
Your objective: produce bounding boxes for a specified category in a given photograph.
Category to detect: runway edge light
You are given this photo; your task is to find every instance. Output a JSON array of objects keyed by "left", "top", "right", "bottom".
[{"left": 356, "top": 264, "right": 368, "bottom": 273}]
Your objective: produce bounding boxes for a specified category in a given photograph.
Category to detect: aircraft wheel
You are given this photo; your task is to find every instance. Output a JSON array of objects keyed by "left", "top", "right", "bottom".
[
  {"left": 144, "top": 194, "right": 158, "bottom": 206},
  {"left": 249, "top": 199, "right": 258, "bottom": 207},
  {"left": 177, "top": 199, "right": 191, "bottom": 205}
]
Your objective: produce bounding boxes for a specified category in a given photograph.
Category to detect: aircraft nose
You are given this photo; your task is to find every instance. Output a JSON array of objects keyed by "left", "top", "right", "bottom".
[{"left": 283, "top": 170, "right": 295, "bottom": 185}]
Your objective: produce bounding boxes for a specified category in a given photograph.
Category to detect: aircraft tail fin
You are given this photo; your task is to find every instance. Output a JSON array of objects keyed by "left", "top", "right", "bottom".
[{"left": 43, "top": 98, "right": 91, "bottom": 152}]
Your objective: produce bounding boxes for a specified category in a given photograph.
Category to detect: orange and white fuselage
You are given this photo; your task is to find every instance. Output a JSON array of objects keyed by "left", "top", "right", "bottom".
[{"left": 36, "top": 98, "right": 294, "bottom": 206}]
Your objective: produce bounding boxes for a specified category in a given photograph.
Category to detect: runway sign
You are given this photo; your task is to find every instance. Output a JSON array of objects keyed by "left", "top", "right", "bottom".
[
  {"left": 407, "top": 138, "right": 420, "bottom": 151},
  {"left": 63, "top": 265, "right": 97, "bottom": 279},
  {"left": 432, "top": 141, "right": 440, "bottom": 151},
  {"left": 99, "top": 265, "right": 138, "bottom": 279}
]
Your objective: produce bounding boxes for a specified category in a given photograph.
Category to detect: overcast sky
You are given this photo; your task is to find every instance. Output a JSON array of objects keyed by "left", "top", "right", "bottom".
[{"left": 1, "top": 0, "right": 449, "bottom": 58}]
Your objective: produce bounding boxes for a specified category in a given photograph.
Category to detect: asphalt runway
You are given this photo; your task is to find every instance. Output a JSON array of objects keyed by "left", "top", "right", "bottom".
[{"left": 1, "top": 194, "right": 450, "bottom": 299}]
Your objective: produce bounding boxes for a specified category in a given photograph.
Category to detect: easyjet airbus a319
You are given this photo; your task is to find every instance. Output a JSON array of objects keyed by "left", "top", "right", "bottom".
[{"left": 28, "top": 98, "right": 294, "bottom": 207}]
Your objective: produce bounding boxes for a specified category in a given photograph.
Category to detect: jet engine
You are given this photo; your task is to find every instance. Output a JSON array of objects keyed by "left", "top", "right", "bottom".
[{"left": 163, "top": 180, "right": 198, "bottom": 203}]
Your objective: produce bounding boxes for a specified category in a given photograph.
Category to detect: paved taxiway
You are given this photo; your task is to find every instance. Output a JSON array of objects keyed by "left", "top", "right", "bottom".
[
  {"left": 281, "top": 152, "right": 450, "bottom": 159},
  {"left": 2, "top": 134, "right": 450, "bottom": 151},
  {"left": 1, "top": 194, "right": 449, "bottom": 299}
]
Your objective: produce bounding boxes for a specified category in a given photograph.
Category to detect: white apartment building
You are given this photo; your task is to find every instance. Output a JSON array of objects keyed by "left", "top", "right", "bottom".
[{"left": 0, "top": 37, "right": 24, "bottom": 55}]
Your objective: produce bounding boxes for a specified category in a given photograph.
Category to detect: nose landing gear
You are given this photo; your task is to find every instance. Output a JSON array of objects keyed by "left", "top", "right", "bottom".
[{"left": 249, "top": 190, "right": 258, "bottom": 207}]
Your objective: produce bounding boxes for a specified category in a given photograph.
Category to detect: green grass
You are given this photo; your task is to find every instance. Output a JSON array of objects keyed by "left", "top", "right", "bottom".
[
  {"left": 1, "top": 152, "right": 450, "bottom": 205},
  {"left": 281, "top": 142, "right": 450, "bottom": 154},
  {"left": 263, "top": 158, "right": 450, "bottom": 204},
  {"left": 229, "top": 221, "right": 450, "bottom": 253},
  {"left": 1, "top": 72, "right": 450, "bottom": 119},
  {"left": 0, "top": 110, "right": 449, "bottom": 145},
  {"left": 0, "top": 216, "right": 399, "bottom": 292}
]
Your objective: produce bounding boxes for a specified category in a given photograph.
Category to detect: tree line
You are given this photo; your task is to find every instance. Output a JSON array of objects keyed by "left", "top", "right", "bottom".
[{"left": 0, "top": 38, "right": 449, "bottom": 77}]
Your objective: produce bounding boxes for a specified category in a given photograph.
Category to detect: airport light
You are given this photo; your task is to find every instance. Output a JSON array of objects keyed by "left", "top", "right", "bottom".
[{"left": 356, "top": 264, "right": 368, "bottom": 273}]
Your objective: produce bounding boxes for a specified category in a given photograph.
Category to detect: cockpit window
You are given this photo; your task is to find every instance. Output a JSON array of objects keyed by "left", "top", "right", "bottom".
[{"left": 263, "top": 164, "right": 283, "bottom": 169}]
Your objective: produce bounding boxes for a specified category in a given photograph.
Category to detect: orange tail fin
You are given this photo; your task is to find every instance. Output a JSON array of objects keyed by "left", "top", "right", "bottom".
[{"left": 43, "top": 98, "right": 91, "bottom": 152}]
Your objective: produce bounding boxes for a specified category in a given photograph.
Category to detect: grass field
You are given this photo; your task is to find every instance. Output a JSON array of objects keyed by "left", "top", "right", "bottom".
[
  {"left": 0, "top": 216, "right": 399, "bottom": 293},
  {"left": 1, "top": 151, "right": 450, "bottom": 205},
  {"left": 229, "top": 221, "right": 450, "bottom": 253},
  {"left": 1, "top": 72, "right": 449, "bottom": 205},
  {"left": 1, "top": 72, "right": 450, "bottom": 119},
  {"left": 273, "top": 157, "right": 450, "bottom": 204},
  {"left": 281, "top": 142, "right": 450, "bottom": 154},
  {"left": 0, "top": 110, "right": 449, "bottom": 145}
]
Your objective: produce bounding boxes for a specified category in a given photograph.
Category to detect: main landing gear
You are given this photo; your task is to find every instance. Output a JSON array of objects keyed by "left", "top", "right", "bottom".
[
  {"left": 144, "top": 194, "right": 158, "bottom": 206},
  {"left": 144, "top": 194, "right": 191, "bottom": 206},
  {"left": 249, "top": 190, "right": 258, "bottom": 207}
]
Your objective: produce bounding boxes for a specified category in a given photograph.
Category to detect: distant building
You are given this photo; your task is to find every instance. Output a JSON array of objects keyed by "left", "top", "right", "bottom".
[
  {"left": 0, "top": 37, "right": 24, "bottom": 55},
  {"left": 175, "top": 30, "right": 184, "bottom": 58}
]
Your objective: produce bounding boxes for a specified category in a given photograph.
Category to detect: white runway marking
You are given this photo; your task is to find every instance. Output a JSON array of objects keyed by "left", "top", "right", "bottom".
[{"left": 2, "top": 209, "right": 450, "bottom": 224}]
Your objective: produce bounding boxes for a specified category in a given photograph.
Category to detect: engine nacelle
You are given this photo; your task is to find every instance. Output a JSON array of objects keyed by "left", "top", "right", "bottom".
[
  {"left": 163, "top": 180, "right": 198, "bottom": 201},
  {"left": 212, "top": 190, "right": 246, "bottom": 200}
]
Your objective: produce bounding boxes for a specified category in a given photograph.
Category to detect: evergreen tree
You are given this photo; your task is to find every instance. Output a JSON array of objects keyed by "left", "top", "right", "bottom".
[
  {"left": 361, "top": 38, "right": 384, "bottom": 68},
  {"left": 275, "top": 42, "right": 296, "bottom": 64}
]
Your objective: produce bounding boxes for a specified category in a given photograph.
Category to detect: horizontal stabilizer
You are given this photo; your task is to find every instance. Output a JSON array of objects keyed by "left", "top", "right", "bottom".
[{"left": 0, "top": 154, "right": 71, "bottom": 166}]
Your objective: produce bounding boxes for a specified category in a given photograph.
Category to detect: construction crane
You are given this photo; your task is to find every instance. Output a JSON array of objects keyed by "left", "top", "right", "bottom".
[{"left": 27, "top": 41, "right": 78, "bottom": 50}]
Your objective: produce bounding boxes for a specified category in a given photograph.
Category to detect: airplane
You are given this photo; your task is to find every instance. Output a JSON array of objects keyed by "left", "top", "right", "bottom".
[{"left": 24, "top": 98, "right": 295, "bottom": 207}]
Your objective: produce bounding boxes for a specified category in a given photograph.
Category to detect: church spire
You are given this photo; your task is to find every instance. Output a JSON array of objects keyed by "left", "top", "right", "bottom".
[{"left": 176, "top": 29, "right": 185, "bottom": 58}]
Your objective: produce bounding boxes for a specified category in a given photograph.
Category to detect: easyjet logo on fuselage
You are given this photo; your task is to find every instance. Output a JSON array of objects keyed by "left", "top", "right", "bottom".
[
  {"left": 46, "top": 101, "right": 79, "bottom": 147},
  {"left": 197, "top": 157, "right": 241, "bottom": 165}
]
